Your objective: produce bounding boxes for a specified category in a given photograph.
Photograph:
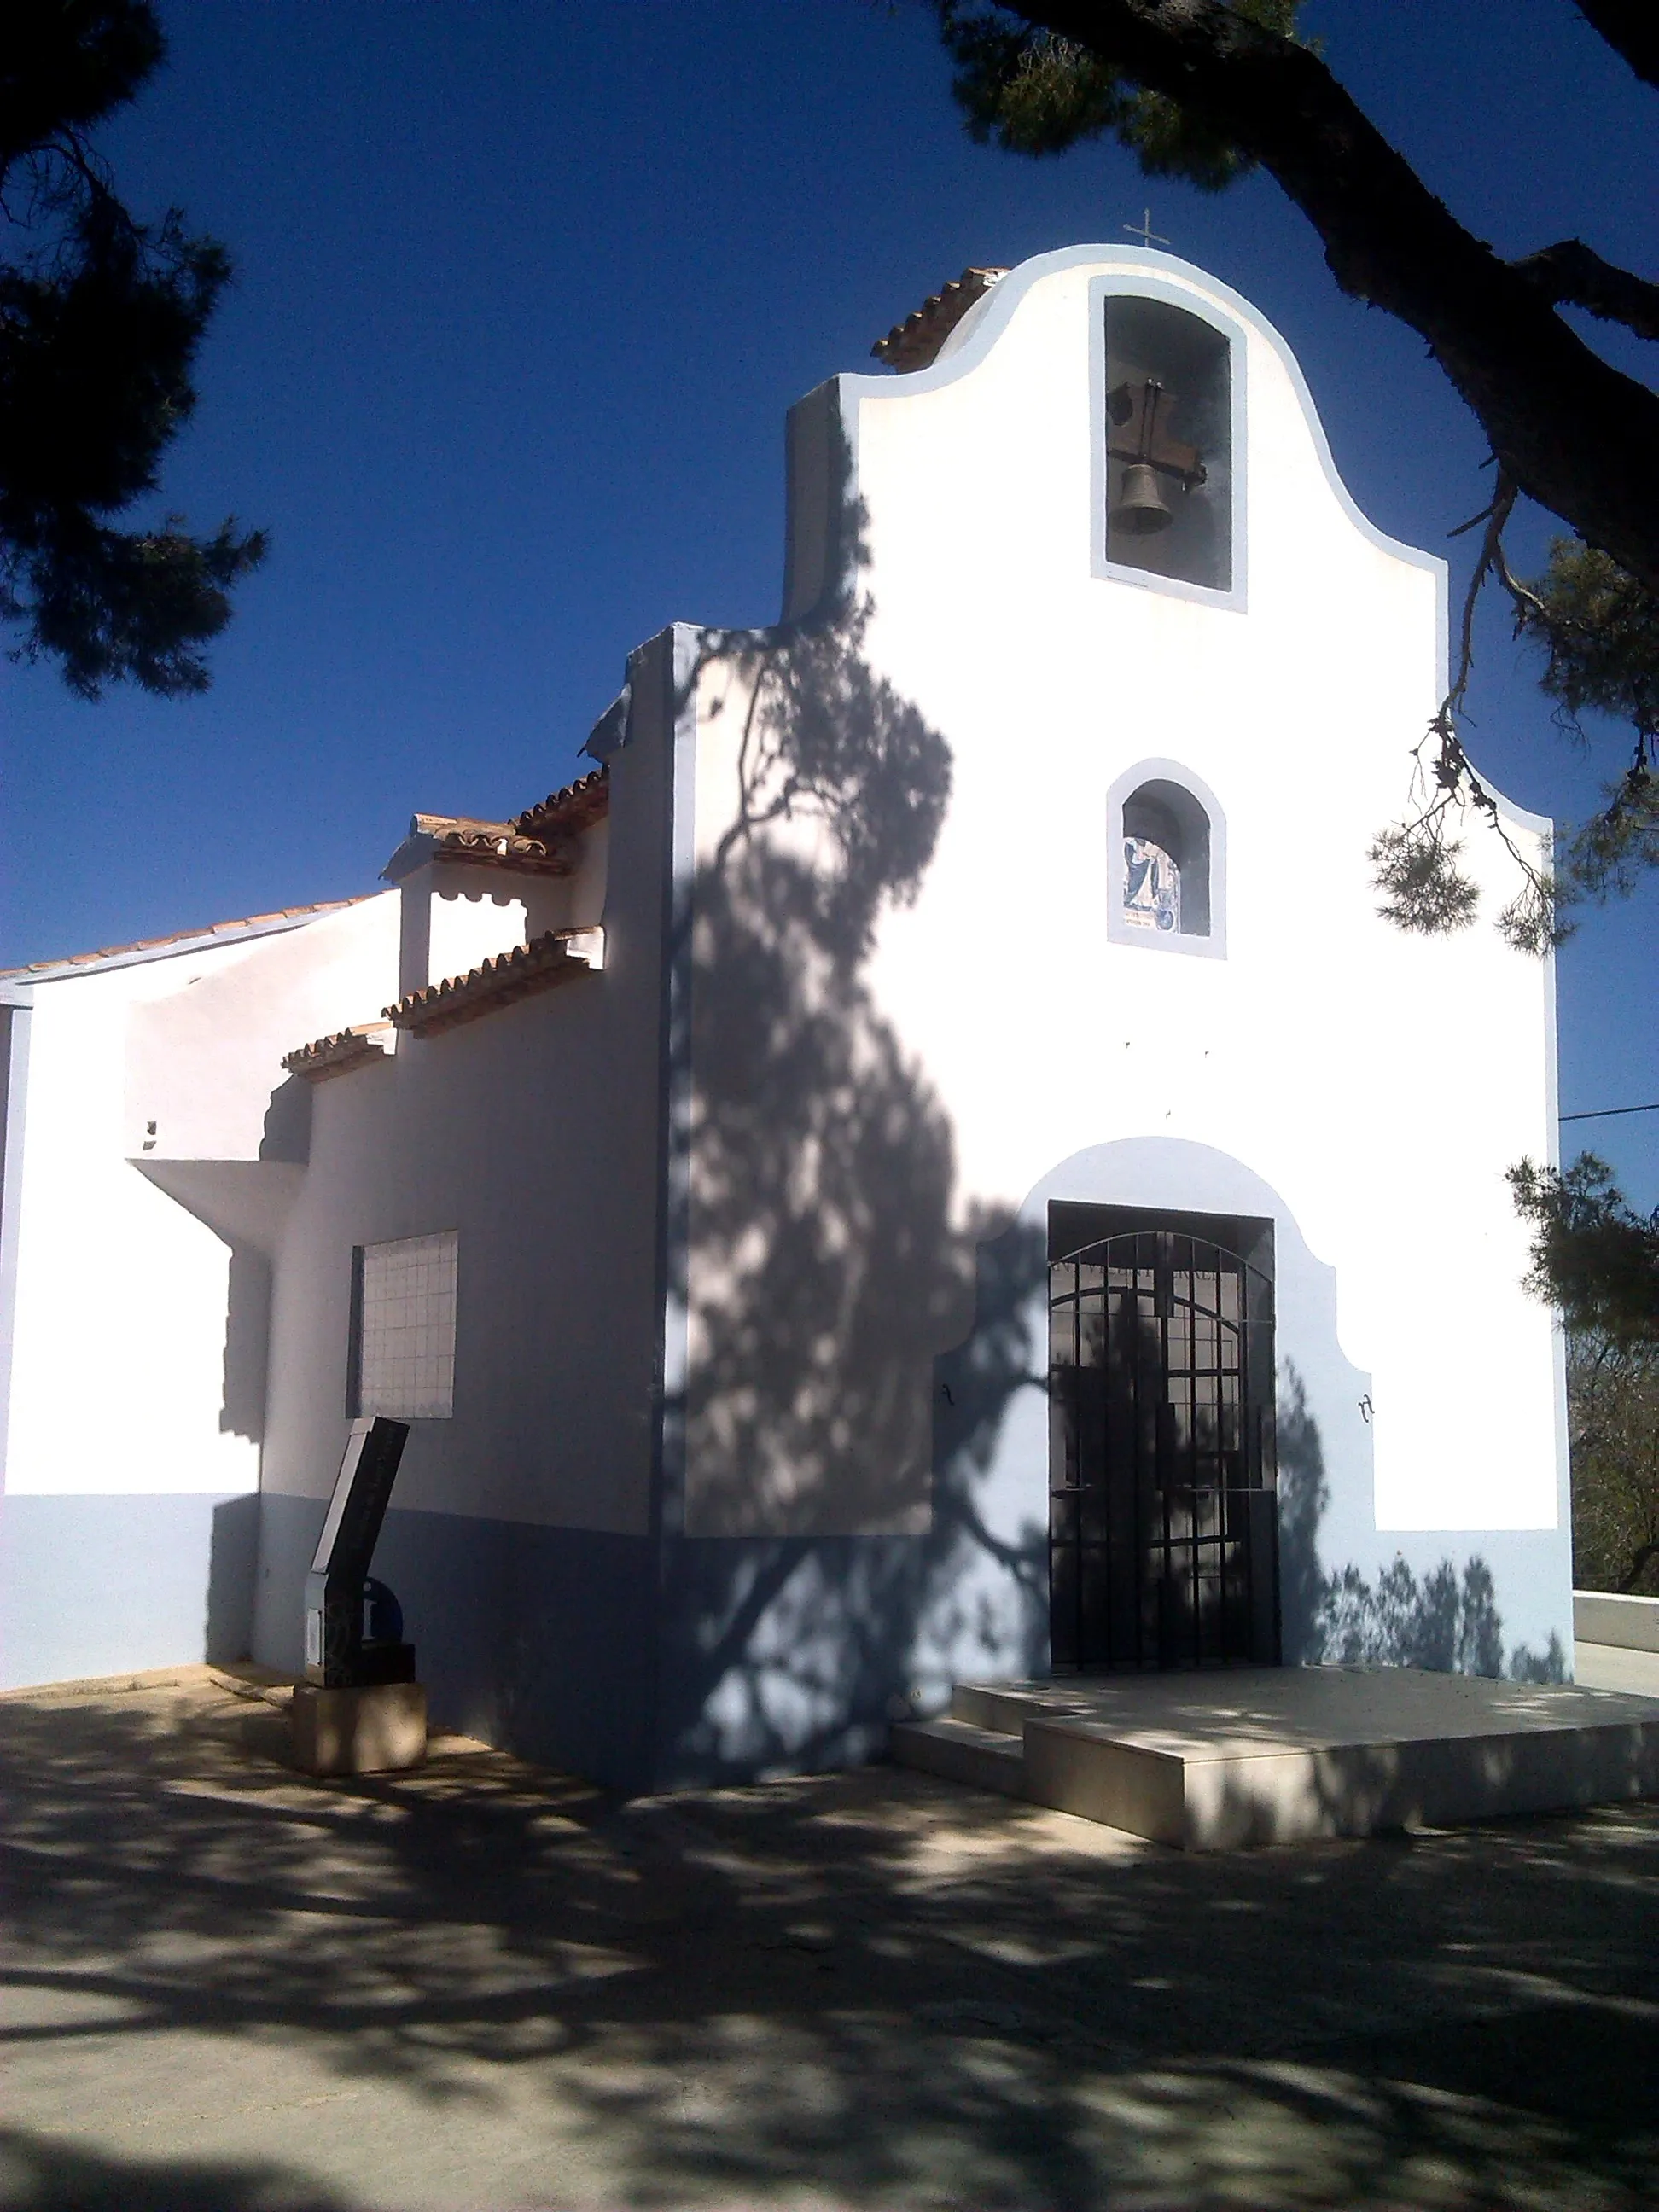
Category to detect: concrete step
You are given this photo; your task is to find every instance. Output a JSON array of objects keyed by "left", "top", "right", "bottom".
[
  {"left": 951, "top": 1681, "right": 1089, "bottom": 1735},
  {"left": 889, "top": 1715, "right": 1027, "bottom": 1799}
]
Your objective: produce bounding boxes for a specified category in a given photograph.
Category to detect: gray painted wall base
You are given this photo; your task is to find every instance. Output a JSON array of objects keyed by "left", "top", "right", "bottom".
[
  {"left": 255, "top": 1499, "right": 964, "bottom": 1792},
  {"left": 0, "top": 1491, "right": 258, "bottom": 1690},
  {"left": 254, "top": 1496, "right": 1575, "bottom": 1798},
  {"left": 5, "top": 1482, "right": 1574, "bottom": 1795},
  {"left": 655, "top": 1534, "right": 962, "bottom": 1789},
  {"left": 255, "top": 1494, "right": 661, "bottom": 1790}
]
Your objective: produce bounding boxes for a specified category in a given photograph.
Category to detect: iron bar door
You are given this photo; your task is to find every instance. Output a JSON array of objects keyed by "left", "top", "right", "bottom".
[{"left": 1049, "top": 1229, "right": 1278, "bottom": 1669}]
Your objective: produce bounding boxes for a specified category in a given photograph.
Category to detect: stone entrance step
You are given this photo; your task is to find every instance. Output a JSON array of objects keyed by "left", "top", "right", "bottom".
[
  {"left": 890, "top": 1666, "right": 1659, "bottom": 1851},
  {"left": 887, "top": 1713, "right": 1026, "bottom": 1799}
]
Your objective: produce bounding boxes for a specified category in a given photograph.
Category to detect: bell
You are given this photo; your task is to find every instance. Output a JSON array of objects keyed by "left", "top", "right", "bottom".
[{"left": 1112, "top": 461, "right": 1174, "bottom": 535}]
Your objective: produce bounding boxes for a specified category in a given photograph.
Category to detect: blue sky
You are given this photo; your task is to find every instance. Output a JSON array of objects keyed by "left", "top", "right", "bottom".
[{"left": 3, "top": 0, "right": 1655, "bottom": 1202}]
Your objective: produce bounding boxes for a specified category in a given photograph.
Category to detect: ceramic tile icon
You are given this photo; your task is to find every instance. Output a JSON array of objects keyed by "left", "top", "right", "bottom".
[{"left": 358, "top": 1230, "right": 457, "bottom": 1419}]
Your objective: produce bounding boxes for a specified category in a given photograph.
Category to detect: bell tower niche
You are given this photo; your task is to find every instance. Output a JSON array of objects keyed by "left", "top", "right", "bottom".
[{"left": 1105, "top": 295, "right": 1232, "bottom": 591}]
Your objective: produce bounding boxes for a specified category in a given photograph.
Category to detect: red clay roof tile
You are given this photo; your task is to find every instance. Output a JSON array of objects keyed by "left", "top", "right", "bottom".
[
  {"left": 872, "top": 267, "right": 1009, "bottom": 373},
  {"left": 282, "top": 1024, "right": 393, "bottom": 1082},
  {"left": 384, "top": 929, "right": 597, "bottom": 1039}
]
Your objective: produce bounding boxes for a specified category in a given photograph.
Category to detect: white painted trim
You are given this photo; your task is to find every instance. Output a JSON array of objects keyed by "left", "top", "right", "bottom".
[{"left": 0, "top": 905, "right": 354, "bottom": 989}]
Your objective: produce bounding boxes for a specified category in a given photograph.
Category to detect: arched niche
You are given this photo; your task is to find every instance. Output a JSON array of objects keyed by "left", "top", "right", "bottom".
[
  {"left": 1103, "top": 294, "right": 1234, "bottom": 592},
  {"left": 1107, "top": 760, "right": 1226, "bottom": 958}
]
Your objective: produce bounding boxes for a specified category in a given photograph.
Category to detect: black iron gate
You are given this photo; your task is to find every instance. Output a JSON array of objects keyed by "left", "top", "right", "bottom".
[{"left": 1049, "top": 1229, "right": 1278, "bottom": 1669}]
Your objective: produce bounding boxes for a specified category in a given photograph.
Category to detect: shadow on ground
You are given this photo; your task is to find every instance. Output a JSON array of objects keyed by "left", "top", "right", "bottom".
[{"left": 3, "top": 1670, "right": 1657, "bottom": 2210}]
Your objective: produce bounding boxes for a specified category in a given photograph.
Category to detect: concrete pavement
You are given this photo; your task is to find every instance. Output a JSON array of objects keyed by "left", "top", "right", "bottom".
[{"left": 3, "top": 1662, "right": 1657, "bottom": 2210}]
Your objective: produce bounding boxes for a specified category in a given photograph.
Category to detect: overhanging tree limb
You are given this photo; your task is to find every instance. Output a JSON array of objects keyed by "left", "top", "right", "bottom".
[
  {"left": 1574, "top": 0, "right": 1659, "bottom": 92},
  {"left": 952, "top": 1, "right": 1659, "bottom": 597},
  {"left": 1511, "top": 239, "right": 1659, "bottom": 344}
]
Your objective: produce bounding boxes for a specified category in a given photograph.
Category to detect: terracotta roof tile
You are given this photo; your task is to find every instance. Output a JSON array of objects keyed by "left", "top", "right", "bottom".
[
  {"left": 398, "top": 769, "right": 608, "bottom": 882},
  {"left": 872, "top": 267, "right": 1009, "bottom": 373},
  {"left": 282, "top": 1023, "right": 393, "bottom": 1083},
  {"left": 406, "top": 815, "right": 574, "bottom": 877},
  {"left": 386, "top": 928, "right": 599, "bottom": 1039},
  {"left": 512, "top": 765, "right": 609, "bottom": 841}
]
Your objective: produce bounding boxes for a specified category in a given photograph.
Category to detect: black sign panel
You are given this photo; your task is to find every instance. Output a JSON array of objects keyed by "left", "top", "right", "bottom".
[{"left": 303, "top": 1416, "right": 412, "bottom": 1687}]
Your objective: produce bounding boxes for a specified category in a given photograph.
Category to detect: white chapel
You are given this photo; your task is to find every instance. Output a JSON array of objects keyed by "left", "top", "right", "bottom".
[{"left": 0, "top": 247, "right": 1570, "bottom": 1785}]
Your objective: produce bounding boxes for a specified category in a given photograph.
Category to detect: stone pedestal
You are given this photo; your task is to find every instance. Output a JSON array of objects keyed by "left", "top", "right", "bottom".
[{"left": 291, "top": 1681, "right": 428, "bottom": 1777}]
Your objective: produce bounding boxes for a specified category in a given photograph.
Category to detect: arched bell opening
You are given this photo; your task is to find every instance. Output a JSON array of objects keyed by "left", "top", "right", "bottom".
[{"left": 1104, "top": 294, "right": 1233, "bottom": 591}]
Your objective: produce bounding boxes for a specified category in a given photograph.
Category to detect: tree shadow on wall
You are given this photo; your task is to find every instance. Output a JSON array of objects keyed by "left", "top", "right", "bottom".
[
  {"left": 929, "top": 1219, "right": 1051, "bottom": 1666},
  {"left": 655, "top": 458, "right": 1054, "bottom": 1773},
  {"left": 657, "top": 1202, "right": 1050, "bottom": 1780},
  {"left": 1276, "top": 1364, "right": 1331, "bottom": 1664},
  {"left": 681, "top": 841, "right": 962, "bottom": 1537},
  {"left": 677, "top": 441, "right": 959, "bottom": 1546},
  {"left": 1278, "top": 1365, "right": 1566, "bottom": 1681}
]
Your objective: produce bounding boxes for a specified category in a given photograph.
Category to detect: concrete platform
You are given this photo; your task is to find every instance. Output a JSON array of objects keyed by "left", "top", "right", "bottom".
[
  {"left": 1576, "top": 1638, "right": 1659, "bottom": 1696},
  {"left": 892, "top": 1664, "right": 1659, "bottom": 1849},
  {"left": 1575, "top": 1589, "right": 1659, "bottom": 1653}
]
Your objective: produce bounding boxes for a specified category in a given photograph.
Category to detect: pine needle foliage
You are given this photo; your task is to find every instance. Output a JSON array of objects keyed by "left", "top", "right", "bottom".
[
  {"left": 935, "top": 3, "right": 1310, "bottom": 189},
  {"left": 1567, "top": 1333, "right": 1659, "bottom": 1596},
  {"left": 1510, "top": 1153, "right": 1659, "bottom": 1350},
  {"left": 1522, "top": 542, "right": 1659, "bottom": 742},
  {"left": 1515, "top": 541, "right": 1659, "bottom": 900},
  {"left": 1, "top": 0, "right": 265, "bottom": 696},
  {"left": 1367, "top": 824, "right": 1481, "bottom": 936}
]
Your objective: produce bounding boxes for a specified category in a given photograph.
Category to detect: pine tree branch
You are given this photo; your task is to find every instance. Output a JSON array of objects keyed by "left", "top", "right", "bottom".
[
  {"left": 999, "top": 1, "right": 1659, "bottom": 597},
  {"left": 1574, "top": 1, "right": 1659, "bottom": 92},
  {"left": 1512, "top": 239, "right": 1659, "bottom": 344},
  {"left": 0, "top": 1, "right": 163, "bottom": 178}
]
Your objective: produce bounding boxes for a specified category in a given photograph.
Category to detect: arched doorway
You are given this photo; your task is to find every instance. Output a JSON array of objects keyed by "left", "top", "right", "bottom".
[{"left": 1049, "top": 1220, "right": 1278, "bottom": 1668}]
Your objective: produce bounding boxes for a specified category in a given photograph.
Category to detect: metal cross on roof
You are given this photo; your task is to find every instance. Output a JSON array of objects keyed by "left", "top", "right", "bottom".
[{"left": 1124, "top": 207, "right": 1170, "bottom": 248}]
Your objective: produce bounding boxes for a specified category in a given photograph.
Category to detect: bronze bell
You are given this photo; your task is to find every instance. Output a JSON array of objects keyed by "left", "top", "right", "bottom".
[{"left": 1112, "top": 461, "right": 1173, "bottom": 536}]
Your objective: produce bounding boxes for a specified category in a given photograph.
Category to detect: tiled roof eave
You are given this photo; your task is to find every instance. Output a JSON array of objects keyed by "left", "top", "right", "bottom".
[
  {"left": 511, "top": 766, "right": 609, "bottom": 841},
  {"left": 282, "top": 1024, "right": 393, "bottom": 1082},
  {"left": 430, "top": 836, "right": 573, "bottom": 878},
  {"left": 386, "top": 929, "right": 597, "bottom": 1039},
  {"left": 871, "top": 265, "right": 1009, "bottom": 374}
]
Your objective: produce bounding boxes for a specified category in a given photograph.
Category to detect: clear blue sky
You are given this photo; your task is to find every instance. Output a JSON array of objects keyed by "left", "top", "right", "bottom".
[{"left": 3, "top": 0, "right": 1655, "bottom": 1203}]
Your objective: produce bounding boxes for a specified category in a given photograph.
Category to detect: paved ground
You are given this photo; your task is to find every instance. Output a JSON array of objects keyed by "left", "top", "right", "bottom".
[{"left": 3, "top": 1663, "right": 1658, "bottom": 2212}]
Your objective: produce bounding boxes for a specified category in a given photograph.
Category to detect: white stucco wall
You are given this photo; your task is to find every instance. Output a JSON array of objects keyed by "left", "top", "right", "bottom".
[
  {"left": 679, "top": 247, "right": 1563, "bottom": 1555},
  {"left": 1, "top": 898, "right": 400, "bottom": 1505},
  {"left": 4, "top": 946, "right": 259, "bottom": 1502},
  {"left": 126, "top": 895, "right": 399, "bottom": 1166},
  {"left": 254, "top": 647, "right": 671, "bottom": 1626},
  {"left": 393, "top": 826, "right": 614, "bottom": 998}
]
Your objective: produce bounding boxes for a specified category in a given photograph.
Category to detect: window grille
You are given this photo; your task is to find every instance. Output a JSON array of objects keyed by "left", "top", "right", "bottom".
[{"left": 351, "top": 1230, "right": 457, "bottom": 1420}]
